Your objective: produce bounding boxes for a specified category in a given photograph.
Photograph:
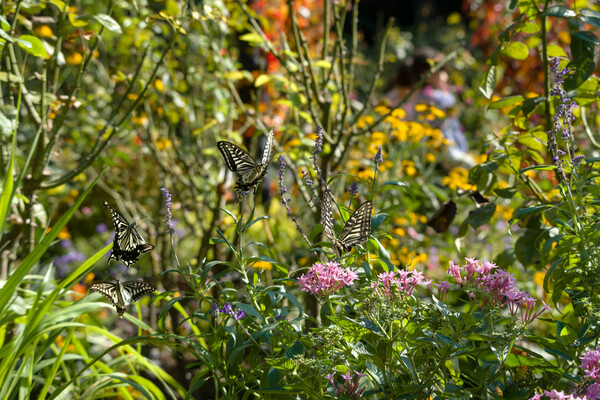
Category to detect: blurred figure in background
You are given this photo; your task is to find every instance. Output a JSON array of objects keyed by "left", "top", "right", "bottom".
[{"left": 385, "top": 47, "right": 474, "bottom": 168}]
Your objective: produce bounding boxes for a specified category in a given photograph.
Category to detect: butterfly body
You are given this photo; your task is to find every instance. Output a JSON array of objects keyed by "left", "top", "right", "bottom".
[
  {"left": 88, "top": 280, "right": 155, "bottom": 317},
  {"left": 104, "top": 201, "right": 154, "bottom": 267},
  {"left": 217, "top": 130, "right": 274, "bottom": 201},
  {"left": 322, "top": 191, "right": 373, "bottom": 258}
]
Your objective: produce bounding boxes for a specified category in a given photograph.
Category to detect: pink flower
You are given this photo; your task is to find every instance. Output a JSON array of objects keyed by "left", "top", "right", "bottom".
[
  {"left": 297, "top": 262, "right": 358, "bottom": 297},
  {"left": 372, "top": 269, "right": 430, "bottom": 299}
]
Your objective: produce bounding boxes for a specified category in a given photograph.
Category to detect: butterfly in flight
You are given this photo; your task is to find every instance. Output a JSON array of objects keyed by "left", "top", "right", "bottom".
[
  {"left": 103, "top": 201, "right": 154, "bottom": 267},
  {"left": 88, "top": 280, "right": 155, "bottom": 317},
  {"left": 217, "top": 129, "right": 274, "bottom": 202},
  {"left": 321, "top": 190, "right": 373, "bottom": 258},
  {"left": 427, "top": 199, "right": 457, "bottom": 233}
]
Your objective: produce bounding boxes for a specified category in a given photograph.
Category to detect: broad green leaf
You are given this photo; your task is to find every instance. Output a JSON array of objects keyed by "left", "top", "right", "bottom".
[
  {"left": 487, "top": 95, "right": 524, "bottom": 109},
  {"left": 479, "top": 65, "right": 496, "bottom": 99},
  {"left": 239, "top": 32, "right": 263, "bottom": 44},
  {"left": 68, "top": 13, "right": 89, "bottom": 27},
  {"left": 0, "top": 28, "right": 12, "bottom": 42},
  {"left": 543, "top": 6, "right": 576, "bottom": 17},
  {"left": 580, "top": 9, "right": 600, "bottom": 28},
  {"left": 255, "top": 74, "right": 271, "bottom": 87},
  {"left": 15, "top": 35, "right": 49, "bottom": 58},
  {"left": 465, "top": 203, "right": 496, "bottom": 229},
  {"left": 93, "top": 14, "right": 123, "bottom": 34},
  {"left": 501, "top": 41, "right": 529, "bottom": 60},
  {"left": 565, "top": 57, "right": 595, "bottom": 90},
  {"left": 547, "top": 44, "right": 567, "bottom": 57}
]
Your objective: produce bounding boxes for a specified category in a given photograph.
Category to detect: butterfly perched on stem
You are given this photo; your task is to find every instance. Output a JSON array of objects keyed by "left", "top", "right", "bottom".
[
  {"left": 88, "top": 280, "right": 155, "bottom": 317},
  {"left": 321, "top": 190, "right": 373, "bottom": 258},
  {"left": 103, "top": 201, "right": 154, "bottom": 267},
  {"left": 217, "top": 129, "right": 274, "bottom": 202}
]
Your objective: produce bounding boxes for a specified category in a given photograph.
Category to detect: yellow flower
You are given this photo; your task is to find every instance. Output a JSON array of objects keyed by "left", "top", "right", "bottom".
[
  {"left": 285, "top": 139, "right": 301, "bottom": 150},
  {"left": 394, "top": 216, "right": 408, "bottom": 226},
  {"left": 35, "top": 25, "right": 53, "bottom": 38},
  {"left": 374, "top": 105, "right": 390, "bottom": 115},
  {"left": 84, "top": 273, "right": 95, "bottom": 284},
  {"left": 391, "top": 108, "right": 406, "bottom": 119},
  {"left": 58, "top": 227, "right": 71, "bottom": 240},
  {"left": 357, "top": 168, "right": 375, "bottom": 181},
  {"left": 369, "top": 131, "right": 387, "bottom": 147},
  {"left": 132, "top": 113, "right": 148, "bottom": 126},
  {"left": 426, "top": 153, "right": 436, "bottom": 162},
  {"left": 127, "top": 93, "right": 139, "bottom": 101},
  {"left": 534, "top": 271, "right": 545, "bottom": 287},
  {"left": 402, "top": 160, "right": 417, "bottom": 177},
  {"left": 442, "top": 167, "right": 476, "bottom": 191},
  {"left": 356, "top": 115, "right": 374, "bottom": 129},
  {"left": 156, "top": 137, "right": 172, "bottom": 150},
  {"left": 393, "top": 227, "right": 406, "bottom": 237},
  {"left": 254, "top": 261, "right": 273, "bottom": 271},
  {"left": 378, "top": 160, "right": 393, "bottom": 172},
  {"left": 154, "top": 79, "right": 165, "bottom": 91},
  {"left": 66, "top": 52, "right": 83, "bottom": 65}
]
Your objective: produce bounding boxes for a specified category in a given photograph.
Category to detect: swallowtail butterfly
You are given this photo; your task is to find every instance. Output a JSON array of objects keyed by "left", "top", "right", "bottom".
[
  {"left": 88, "top": 280, "right": 155, "bottom": 317},
  {"left": 217, "top": 129, "right": 274, "bottom": 201},
  {"left": 103, "top": 201, "right": 154, "bottom": 267},
  {"left": 321, "top": 190, "right": 372, "bottom": 258}
]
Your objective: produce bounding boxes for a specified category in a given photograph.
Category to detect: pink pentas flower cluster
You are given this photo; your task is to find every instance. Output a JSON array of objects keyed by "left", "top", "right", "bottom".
[
  {"left": 529, "top": 390, "right": 587, "bottom": 400},
  {"left": 579, "top": 347, "right": 600, "bottom": 399},
  {"left": 325, "top": 370, "right": 366, "bottom": 399},
  {"left": 437, "top": 258, "right": 551, "bottom": 325},
  {"left": 297, "top": 262, "right": 358, "bottom": 297},
  {"left": 372, "top": 269, "right": 431, "bottom": 299}
]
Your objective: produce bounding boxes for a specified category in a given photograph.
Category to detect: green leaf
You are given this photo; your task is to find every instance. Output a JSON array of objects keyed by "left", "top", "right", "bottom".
[
  {"left": 519, "top": 165, "right": 555, "bottom": 173},
  {"left": 235, "top": 303, "right": 263, "bottom": 322},
  {"left": 501, "top": 41, "right": 529, "bottom": 60},
  {"left": 465, "top": 203, "right": 496, "bottom": 229},
  {"left": 487, "top": 95, "right": 524, "bottom": 109},
  {"left": 580, "top": 9, "right": 600, "bottom": 28},
  {"left": 255, "top": 74, "right": 271, "bottom": 87},
  {"left": 565, "top": 57, "right": 595, "bottom": 91},
  {"left": 93, "top": 14, "right": 123, "bottom": 34},
  {"left": 239, "top": 32, "right": 264, "bottom": 44},
  {"left": 543, "top": 6, "right": 576, "bottom": 18},
  {"left": 547, "top": 44, "right": 567, "bottom": 58},
  {"left": 15, "top": 35, "right": 48, "bottom": 58},
  {"left": 479, "top": 65, "right": 496, "bottom": 99},
  {"left": 0, "top": 27, "right": 12, "bottom": 42}
]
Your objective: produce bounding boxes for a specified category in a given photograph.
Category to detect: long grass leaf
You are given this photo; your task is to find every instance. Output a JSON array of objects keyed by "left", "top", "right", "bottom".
[{"left": 0, "top": 168, "right": 106, "bottom": 317}]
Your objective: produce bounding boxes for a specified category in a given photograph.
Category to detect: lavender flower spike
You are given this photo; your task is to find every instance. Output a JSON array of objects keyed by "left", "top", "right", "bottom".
[
  {"left": 348, "top": 182, "right": 359, "bottom": 197},
  {"left": 160, "top": 187, "right": 175, "bottom": 234},
  {"left": 374, "top": 147, "right": 383, "bottom": 165}
]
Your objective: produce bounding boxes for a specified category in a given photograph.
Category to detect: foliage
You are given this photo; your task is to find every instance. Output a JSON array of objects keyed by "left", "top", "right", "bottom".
[{"left": 0, "top": 0, "right": 599, "bottom": 399}]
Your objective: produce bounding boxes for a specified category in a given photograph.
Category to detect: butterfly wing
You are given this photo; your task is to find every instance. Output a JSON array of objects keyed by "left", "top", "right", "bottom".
[
  {"left": 259, "top": 129, "right": 275, "bottom": 166},
  {"left": 88, "top": 281, "right": 125, "bottom": 315},
  {"left": 104, "top": 201, "right": 154, "bottom": 267},
  {"left": 219, "top": 135, "right": 274, "bottom": 201},
  {"left": 321, "top": 190, "right": 337, "bottom": 243},
  {"left": 217, "top": 141, "right": 258, "bottom": 173},
  {"left": 427, "top": 200, "right": 457, "bottom": 233},
  {"left": 338, "top": 201, "right": 373, "bottom": 253},
  {"left": 121, "top": 281, "right": 155, "bottom": 304}
]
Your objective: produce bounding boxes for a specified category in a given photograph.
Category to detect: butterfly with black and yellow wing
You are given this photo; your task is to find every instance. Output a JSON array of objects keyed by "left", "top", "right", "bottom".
[
  {"left": 217, "top": 130, "right": 274, "bottom": 202},
  {"left": 103, "top": 201, "right": 154, "bottom": 267},
  {"left": 321, "top": 190, "right": 373, "bottom": 258},
  {"left": 88, "top": 280, "right": 155, "bottom": 317}
]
